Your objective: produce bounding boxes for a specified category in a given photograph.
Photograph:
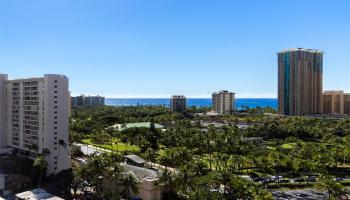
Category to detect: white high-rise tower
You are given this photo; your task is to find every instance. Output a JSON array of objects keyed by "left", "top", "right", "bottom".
[{"left": 0, "top": 74, "right": 71, "bottom": 175}]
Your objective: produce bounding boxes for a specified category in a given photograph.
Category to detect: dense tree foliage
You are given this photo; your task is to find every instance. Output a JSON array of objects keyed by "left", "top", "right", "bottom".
[{"left": 68, "top": 106, "right": 350, "bottom": 199}]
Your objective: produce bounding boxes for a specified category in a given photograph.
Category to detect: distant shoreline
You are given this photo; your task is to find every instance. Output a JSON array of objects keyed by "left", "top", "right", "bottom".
[{"left": 105, "top": 98, "right": 278, "bottom": 109}]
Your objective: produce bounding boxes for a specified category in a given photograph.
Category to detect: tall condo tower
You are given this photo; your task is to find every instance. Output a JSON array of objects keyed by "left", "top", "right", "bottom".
[
  {"left": 0, "top": 74, "right": 71, "bottom": 175},
  {"left": 278, "top": 48, "right": 323, "bottom": 115},
  {"left": 170, "top": 95, "right": 186, "bottom": 112},
  {"left": 212, "top": 90, "right": 235, "bottom": 115}
]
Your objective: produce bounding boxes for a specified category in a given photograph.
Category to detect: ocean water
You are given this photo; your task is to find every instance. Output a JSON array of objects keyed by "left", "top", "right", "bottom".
[{"left": 106, "top": 98, "right": 277, "bottom": 109}]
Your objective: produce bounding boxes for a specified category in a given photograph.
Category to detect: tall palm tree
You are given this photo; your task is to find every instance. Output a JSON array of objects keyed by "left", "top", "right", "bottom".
[
  {"left": 55, "top": 139, "right": 67, "bottom": 174},
  {"left": 29, "top": 143, "right": 39, "bottom": 153},
  {"left": 316, "top": 175, "right": 346, "bottom": 200},
  {"left": 176, "top": 165, "right": 196, "bottom": 196},
  {"left": 33, "top": 155, "right": 47, "bottom": 187},
  {"left": 101, "top": 162, "right": 124, "bottom": 200},
  {"left": 157, "top": 169, "right": 176, "bottom": 199},
  {"left": 121, "top": 173, "right": 139, "bottom": 200}
]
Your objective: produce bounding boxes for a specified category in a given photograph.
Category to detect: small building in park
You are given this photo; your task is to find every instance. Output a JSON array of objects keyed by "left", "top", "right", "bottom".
[{"left": 124, "top": 154, "right": 146, "bottom": 167}]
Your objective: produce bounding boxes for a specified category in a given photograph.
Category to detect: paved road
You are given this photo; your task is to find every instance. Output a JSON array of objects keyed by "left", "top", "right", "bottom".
[
  {"left": 272, "top": 189, "right": 327, "bottom": 200},
  {"left": 73, "top": 143, "right": 110, "bottom": 156},
  {"left": 272, "top": 188, "right": 350, "bottom": 200}
]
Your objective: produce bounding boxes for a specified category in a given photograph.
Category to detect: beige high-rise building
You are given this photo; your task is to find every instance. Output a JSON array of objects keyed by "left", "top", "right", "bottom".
[
  {"left": 278, "top": 48, "right": 323, "bottom": 115},
  {"left": 170, "top": 95, "right": 186, "bottom": 112},
  {"left": 344, "top": 93, "right": 350, "bottom": 115},
  {"left": 322, "top": 91, "right": 344, "bottom": 115},
  {"left": 0, "top": 74, "right": 71, "bottom": 175},
  {"left": 212, "top": 90, "right": 235, "bottom": 115}
]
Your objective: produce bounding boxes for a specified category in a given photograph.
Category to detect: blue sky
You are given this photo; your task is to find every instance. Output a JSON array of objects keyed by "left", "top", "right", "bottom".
[{"left": 1, "top": 0, "right": 349, "bottom": 98}]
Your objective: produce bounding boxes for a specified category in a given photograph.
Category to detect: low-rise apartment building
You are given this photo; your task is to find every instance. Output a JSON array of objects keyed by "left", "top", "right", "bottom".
[{"left": 71, "top": 95, "right": 105, "bottom": 107}]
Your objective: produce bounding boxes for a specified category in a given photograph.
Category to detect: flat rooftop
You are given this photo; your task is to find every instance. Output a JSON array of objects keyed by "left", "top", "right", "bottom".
[
  {"left": 15, "top": 188, "right": 64, "bottom": 200},
  {"left": 278, "top": 48, "right": 324, "bottom": 54},
  {"left": 110, "top": 122, "right": 164, "bottom": 131}
]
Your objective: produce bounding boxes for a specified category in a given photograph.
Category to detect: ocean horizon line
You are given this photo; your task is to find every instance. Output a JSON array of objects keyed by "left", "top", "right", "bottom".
[
  {"left": 106, "top": 97, "right": 278, "bottom": 99},
  {"left": 105, "top": 98, "right": 278, "bottom": 109}
]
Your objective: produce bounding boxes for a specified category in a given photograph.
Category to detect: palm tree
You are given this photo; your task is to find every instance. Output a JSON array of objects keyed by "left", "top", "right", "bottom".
[
  {"left": 121, "top": 173, "right": 139, "bottom": 200},
  {"left": 176, "top": 165, "right": 196, "bottom": 196},
  {"left": 102, "top": 162, "right": 124, "bottom": 200},
  {"left": 55, "top": 139, "right": 67, "bottom": 174},
  {"left": 33, "top": 155, "right": 47, "bottom": 187},
  {"left": 316, "top": 175, "right": 346, "bottom": 199},
  {"left": 156, "top": 169, "right": 176, "bottom": 199},
  {"left": 42, "top": 148, "right": 51, "bottom": 157},
  {"left": 33, "top": 148, "right": 50, "bottom": 187},
  {"left": 29, "top": 143, "right": 39, "bottom": 153}
]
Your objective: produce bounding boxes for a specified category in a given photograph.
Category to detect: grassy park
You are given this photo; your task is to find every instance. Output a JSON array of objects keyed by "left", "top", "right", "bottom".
[{"left": 81, "top": 138, "right": 140, "bottom": 152}]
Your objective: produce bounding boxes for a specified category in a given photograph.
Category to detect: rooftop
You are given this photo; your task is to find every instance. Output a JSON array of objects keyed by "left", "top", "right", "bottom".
[
  {"left": 15, "top": 188, "right": 64, "bottom": 200},
  {"left": 323, "top": 90, "right": 344, "bottom": 94},
  {"left": 213, "top": 90, "right": 235, "bottom": 94},
  {"left": 121, "top": 163, "right": 159, "bottom": 182},
  {"left": 110, "top": 122, "right": 164, "bottom": 131},
  {"left": 278, "top": 48, "right": 324, "bottom": 54},
  {"left": 171, "top": 95, "right": 186, "bottom": 98},
  {"left": 124, "top": 154, "right": 146, "bottom": 164}
]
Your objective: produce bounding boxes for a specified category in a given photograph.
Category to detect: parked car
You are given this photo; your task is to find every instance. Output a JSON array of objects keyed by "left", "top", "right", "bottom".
[
  {"left": 294, "top": 177, "right": 305, "bottom": 182},
  {"left": 307, "top": 176, "right": 317, "bottom": 182},
  {"left": 275, "top": 179, "right": 289, "bottom": 183},
  {"left": 252, "top": 177, "right": 262, "bottom": 182},
  {"left": 260, "top": 177, "right": 274, "bottom": 183},
  {"left": 270, "top": 175, "right": 283, "bottom": 181},
  {"left": 334, "top": 177, "right": 343, "bottom": 182},
  {"left": 239, "top": 175, "right": 252, "bottom": 181}
]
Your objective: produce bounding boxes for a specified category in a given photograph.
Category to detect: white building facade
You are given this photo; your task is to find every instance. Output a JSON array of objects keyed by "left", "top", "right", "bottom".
[{"left": 0, "top": 74, "right": 71, "bottom": 175}]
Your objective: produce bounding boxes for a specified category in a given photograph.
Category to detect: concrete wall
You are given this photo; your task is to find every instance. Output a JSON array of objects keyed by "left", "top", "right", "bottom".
[
  {"left": 134, "top": 181, "right": 162, "bottom": 200},
  {"left": 43, "top": 74, "right": 71, "bottom": 175},
  {"left": 0, "top": 74, "right": 8, "bottom": 149}
]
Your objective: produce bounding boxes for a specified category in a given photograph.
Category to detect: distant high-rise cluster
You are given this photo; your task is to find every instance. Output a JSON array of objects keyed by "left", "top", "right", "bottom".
[
  {"left": 71, "top": 95, "right": 105, "bottom": 107},
  {"left": 212, "top": 90, "right": 235, "bottom": 115},
  {"left": 0, "top": 74, "right": 71, "bottom": 175},
  {"left": 170, "top": 95, "right": 186, "bottom": 112},
  {"left": 278, "top": 48, "right": 323, "bottom": 115}
]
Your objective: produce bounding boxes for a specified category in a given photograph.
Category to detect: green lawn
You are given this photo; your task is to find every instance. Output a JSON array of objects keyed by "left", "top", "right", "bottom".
[
  {"left": 81, "top": 138, "right": 140, "bottom": 152},
  {"left": 266, "top": 146, "right": 277, "bottom": 150},
  {"left": 280, "top": 143, "right": 297, "bottom": 149}
]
